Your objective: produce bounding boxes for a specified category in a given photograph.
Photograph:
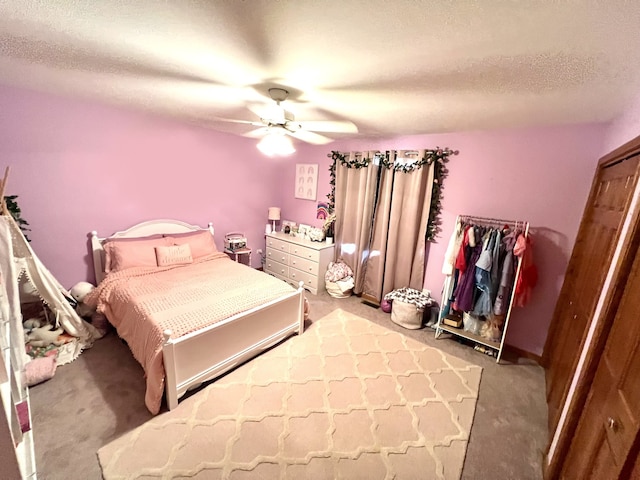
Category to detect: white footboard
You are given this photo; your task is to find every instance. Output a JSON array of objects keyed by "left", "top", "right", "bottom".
[{"left": 162, "top": 283, "right": 305, "bottom": 410}]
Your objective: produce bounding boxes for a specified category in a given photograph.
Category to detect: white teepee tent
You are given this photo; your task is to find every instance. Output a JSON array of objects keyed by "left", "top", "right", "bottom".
[{"left": 1, "top": 168, "right": 100, "bottom": 365}]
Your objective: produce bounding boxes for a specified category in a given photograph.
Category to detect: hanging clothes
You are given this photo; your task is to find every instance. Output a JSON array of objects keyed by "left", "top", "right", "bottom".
[
  {"left": 436, "top": 214, "right": 532, "bottom": 363},
  {"left": 493, "top": 230, "right": 518, "bottom": 315},
  {"left": 514, "top": 234, "right": 537, "bottom": 307},
  {"left": 454, "top": 225, "right": 472, "bottom": 273},
  {"left": 442, "top": 222, "right": 464, "bottom": 275},
  {"left": 472, "top": 229, "right": 497, "bottom": 316},
  {"left": 489, "top": 229, "right": 503, "bottom": 304},
  {"left": 454, "top": 241, "right": 483, "bottom": 312}
]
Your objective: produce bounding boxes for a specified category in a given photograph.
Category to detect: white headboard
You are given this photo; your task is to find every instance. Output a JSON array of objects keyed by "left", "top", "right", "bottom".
[{"left": 90, "top": 219, "right": 215, "bottom": 285}]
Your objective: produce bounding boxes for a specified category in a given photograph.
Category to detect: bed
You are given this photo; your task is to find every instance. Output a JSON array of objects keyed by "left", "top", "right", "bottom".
[{"left": 87, "top": 219, "right": 305, "bottom": 414}]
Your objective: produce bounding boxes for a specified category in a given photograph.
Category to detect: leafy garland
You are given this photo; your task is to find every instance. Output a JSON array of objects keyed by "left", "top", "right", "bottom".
[
  {"left": 4, "top": 195, "right": 30, "bottom": 242},
  {"left": 326, "top": 148, "right": 458, "bottom": 242}
]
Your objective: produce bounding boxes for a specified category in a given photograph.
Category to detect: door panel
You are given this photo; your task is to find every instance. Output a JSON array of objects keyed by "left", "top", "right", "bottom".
[
  {"left": 544, "top": 155, "right": 640, "bottom": 433},
  {"left": 560, "top": 241, "right": 640, "bottom": 479}
]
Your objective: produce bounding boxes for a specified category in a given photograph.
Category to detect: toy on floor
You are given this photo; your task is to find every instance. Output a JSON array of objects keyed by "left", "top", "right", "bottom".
[
  {"left": 24, "top": 356, "right": 57, "bottom": 386},
  {"left": 380, "top": 298, "right": 392, "bottom": 313},
  {"left": 304, "top": 297, "right": 310, "bottom": 321},
  {"left": 69, "top": 281, "right": 97, "bottom": 318},
  {"left": 23, "top": 317, "right": 43, "bottom": 332},
  {"left": 26, "top": 325, "right": 65, "bottom": 347}
]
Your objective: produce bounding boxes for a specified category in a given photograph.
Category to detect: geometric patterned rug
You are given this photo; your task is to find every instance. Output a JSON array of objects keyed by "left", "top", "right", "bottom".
[{"left": 97, "top": 308, "right": 482, "bottom": 480}]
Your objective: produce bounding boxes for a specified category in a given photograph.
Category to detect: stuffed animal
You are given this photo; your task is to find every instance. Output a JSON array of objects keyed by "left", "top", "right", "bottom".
[
  {"left": 27, "top": 325, "right": 64, "bottom": 347},
  {"left": 23, "top": 317, "right": 43, "bottom": 332},
  {"left": 69, "top": 281, "right": 97, "bottom": 318}
]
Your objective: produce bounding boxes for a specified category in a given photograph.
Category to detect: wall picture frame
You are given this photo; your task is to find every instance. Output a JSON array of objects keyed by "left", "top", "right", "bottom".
[{"left": 295, "top": 164, "right": 318, "bottom": 201}]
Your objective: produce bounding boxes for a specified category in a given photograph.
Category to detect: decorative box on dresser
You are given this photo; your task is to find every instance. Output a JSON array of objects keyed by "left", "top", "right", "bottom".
[{"left": 265, "top": 232, "right": 335, "bottom": 295}]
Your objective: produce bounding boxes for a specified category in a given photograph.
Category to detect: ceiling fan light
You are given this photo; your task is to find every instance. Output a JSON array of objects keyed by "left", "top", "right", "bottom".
[{"left": 257, "top": 131, "right": 295, "bottom": 157}]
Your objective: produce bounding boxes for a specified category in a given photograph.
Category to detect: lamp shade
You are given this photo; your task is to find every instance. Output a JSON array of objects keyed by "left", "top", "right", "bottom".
[{"left": 268, "top": 207, "right": 281, "bottom": 221}]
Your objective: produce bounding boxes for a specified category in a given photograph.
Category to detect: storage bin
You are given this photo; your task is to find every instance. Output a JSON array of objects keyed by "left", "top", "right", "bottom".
[
  {"left": 391, "top": 300, "right": 424, "bottom": 329},
  {"left": 325, "top": 280, "right": 352, "bottom": 298},
  {"left": 463, "top": 312, "right": 482, "bottom": 335}
]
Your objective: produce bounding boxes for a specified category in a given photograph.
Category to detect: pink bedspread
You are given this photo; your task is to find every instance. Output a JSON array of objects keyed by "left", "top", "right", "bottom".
[{"left": 85, "top": 253, "right": 297, "bottom": 414}]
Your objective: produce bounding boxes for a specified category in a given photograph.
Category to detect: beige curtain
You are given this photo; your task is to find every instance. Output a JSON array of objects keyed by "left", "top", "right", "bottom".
[
  {"left": 336, "top": 150, "right": 435, "bottom": 302},
  {"left": 375, "top": 150, "right": 434, "bottom": 299},
  {"left": 334, "top": 151, "right": 380, "bottom": 293}
]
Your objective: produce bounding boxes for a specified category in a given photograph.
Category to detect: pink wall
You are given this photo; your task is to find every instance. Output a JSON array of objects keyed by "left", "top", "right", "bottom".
[
  {"left": 1, "top": 81, "right": 614, "bottom": 356},
  {"left": 601, "top": 92, "right": 640, "bottom": 155},
  {"left": 0, "top": 85, "right": 283, "bottom": 287},
  {"left": 281, "top": 125, "right": 608, "bottom": 356},
  {"left": 273, "top": 141, "right": 333, "bottom": 230}
]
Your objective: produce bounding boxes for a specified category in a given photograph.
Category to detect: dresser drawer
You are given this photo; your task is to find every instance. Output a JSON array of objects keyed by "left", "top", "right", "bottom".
[
  {"left": 265, "top": 260, "right": 288, "bottom": 277},
  {"left": 266, "top": 248, "right": 289, "bottom": 265},
  {"left": 289, "top": 255, "right": 319, "bottom": 276},
  {"left": 289, "top": 244, "right": 320, "bottom": 263},
  {"left": 266, "top": 236, "right": 290, "bottom": 253},
  {"left": 288, "top": 267, "right": 318, "bottom": 292},
  {"left": 268, "top": 270, "right": 290, "bottom": 285}
]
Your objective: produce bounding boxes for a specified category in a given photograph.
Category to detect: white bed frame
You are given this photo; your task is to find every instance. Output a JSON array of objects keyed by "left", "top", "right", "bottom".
[{"left": 90, "top": 219, "right": 305, "bottom": 411}]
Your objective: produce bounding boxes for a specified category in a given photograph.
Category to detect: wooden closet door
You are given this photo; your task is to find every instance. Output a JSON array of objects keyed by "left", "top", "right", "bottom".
[
  {"left": 543, "top": 154, "right": 640, "bottom": 435},
  {"left": 559, "top": 241, "right": 640, "bottom": 479}
]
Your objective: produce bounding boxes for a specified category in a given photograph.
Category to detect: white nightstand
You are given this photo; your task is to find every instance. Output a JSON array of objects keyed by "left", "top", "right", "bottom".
[{"left": 224, "top": 247, "right": 252, "bottom": 266}]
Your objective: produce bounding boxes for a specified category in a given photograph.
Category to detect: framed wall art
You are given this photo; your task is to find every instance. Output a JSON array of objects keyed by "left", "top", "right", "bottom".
[{"left": 295, "top": 164, "right": 318, "bottom": 201}]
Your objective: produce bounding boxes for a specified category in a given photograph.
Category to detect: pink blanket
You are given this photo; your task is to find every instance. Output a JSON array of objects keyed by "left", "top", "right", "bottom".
[{"left": 86, "top": 253, "right": 296, "bottom": 413}]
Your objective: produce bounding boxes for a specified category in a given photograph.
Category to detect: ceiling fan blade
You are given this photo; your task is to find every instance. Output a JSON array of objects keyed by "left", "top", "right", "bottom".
[
  {"left": 211, "top": 117, "right": 264, "bottom": 126},
  {"left": 247, "top": 103, "right": 271, "bottom": 119},
  {"left": 294, "top": 120, "right": 358, "bottom": 133},
  {"left": 287, "top": 129, "right": 334, "bottom": 145},
  {"left": 243, "top": 127, "right": 271, "bottom": 138},
  {"left": 248, "top": 102, "right": 291, "bottom": 124}
]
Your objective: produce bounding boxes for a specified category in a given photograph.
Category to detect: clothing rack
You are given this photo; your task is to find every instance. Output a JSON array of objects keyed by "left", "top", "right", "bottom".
[
  {"left": 459, "top": 214, "right": 528, "bottom": 231},
  {"left": 435, "top": 214, "right": 530, "bottom": 363}
]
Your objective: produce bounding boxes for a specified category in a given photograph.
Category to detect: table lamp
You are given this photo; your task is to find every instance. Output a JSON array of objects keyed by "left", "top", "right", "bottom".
[{"left": 268, "top": 207, "right": 281, "bottom": 234}]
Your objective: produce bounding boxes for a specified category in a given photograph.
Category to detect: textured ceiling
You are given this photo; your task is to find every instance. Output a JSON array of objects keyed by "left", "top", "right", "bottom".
[{"left": 1, "top": 1, "right": 640, "bottom": 143}]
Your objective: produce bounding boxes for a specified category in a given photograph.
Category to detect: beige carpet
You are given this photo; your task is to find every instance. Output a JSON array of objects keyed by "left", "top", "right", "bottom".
[{"left": 98, "top": 308, "right": 482, "bottom": 480}]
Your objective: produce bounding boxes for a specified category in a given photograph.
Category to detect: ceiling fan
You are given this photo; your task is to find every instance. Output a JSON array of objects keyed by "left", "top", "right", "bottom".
[{"left": 224, "top": 87, "right": 358, "bottom": 146}]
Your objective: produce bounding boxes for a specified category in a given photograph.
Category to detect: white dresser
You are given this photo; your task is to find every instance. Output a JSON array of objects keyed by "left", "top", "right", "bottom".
[{"left": 265, "top": 232, "right": 335, "bottom": 295}]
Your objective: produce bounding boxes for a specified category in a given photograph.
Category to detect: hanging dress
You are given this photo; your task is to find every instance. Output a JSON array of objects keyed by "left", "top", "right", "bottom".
[
  {"left": 455, "top": 240, "right": 483, "bottom": 312},
  {"left": 494, "top": 231, "right": 518, "bottom": 315},
  {"left": 472, "top": 229, "right": 497, "bottom": 316}
]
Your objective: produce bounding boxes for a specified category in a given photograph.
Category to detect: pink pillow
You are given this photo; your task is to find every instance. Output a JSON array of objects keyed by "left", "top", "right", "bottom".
[
  {"left": 165, "top": 230, "right": 218, "bottom": 259},
  {"left": 104, "top": 237, "right": 171, "bottom": 273},
  {"left": 25, "top": 356, "right": 57, "bottom": 386},
  {"left": 155, "top": 244, "right": 193, "bottom": 267}
]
